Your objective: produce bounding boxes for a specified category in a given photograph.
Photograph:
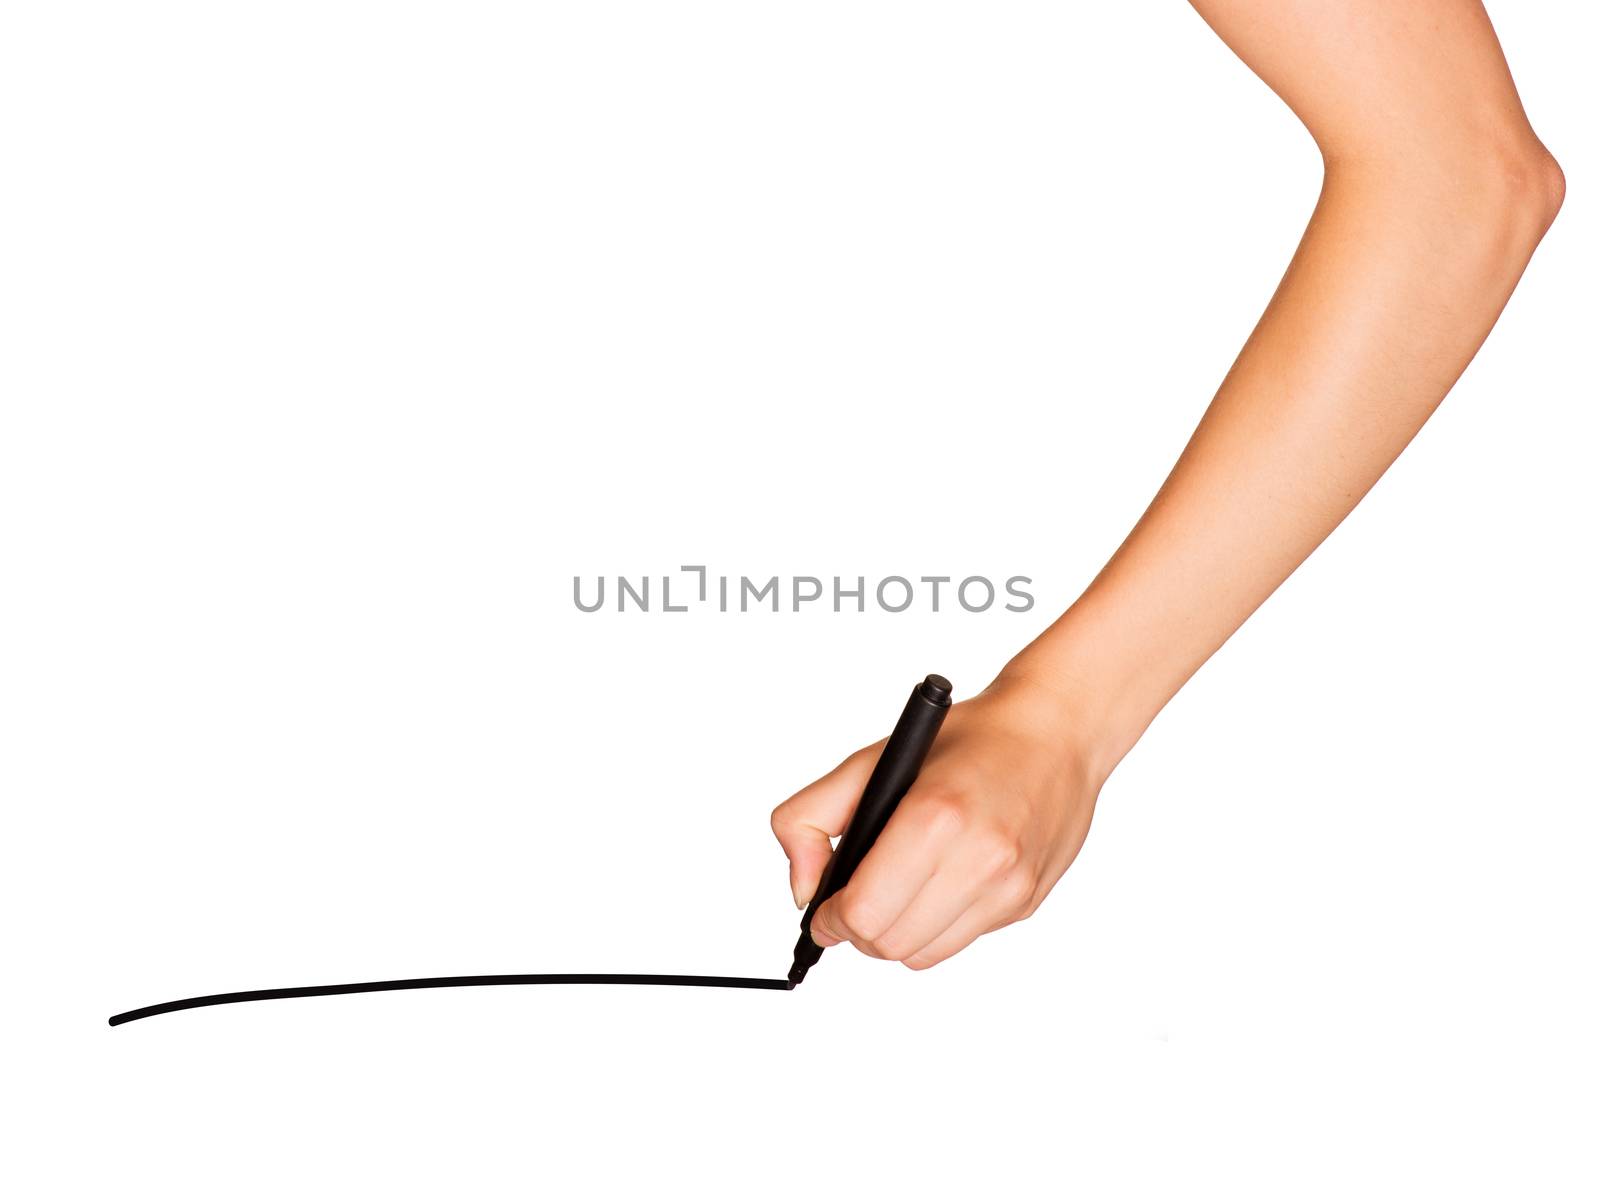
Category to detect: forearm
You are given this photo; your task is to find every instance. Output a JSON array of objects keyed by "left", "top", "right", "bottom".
[{"left": 1007, "top": 7, "right": 1563, "bottom": 781}]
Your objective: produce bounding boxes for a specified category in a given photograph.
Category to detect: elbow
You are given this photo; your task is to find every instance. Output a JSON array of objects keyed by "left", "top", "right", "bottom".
[
  {"left": 1431, "top": 136, "right": 1566, "bottom": 294},
  {"left": 1324, "top": 129, "right": 1565, "bottom": 263},
  {"left": 1457, "top": 137, "right": 1562, "bottom": 278},
  {"left": 1530, "top": 147, "right": 1564, "bottom": 228},
  {"left": 1487, "top": 136, "right": 1565, "bottom": 244},
  {"left": 1421, "top": 132, "right": 1566, "bottom": 261}
]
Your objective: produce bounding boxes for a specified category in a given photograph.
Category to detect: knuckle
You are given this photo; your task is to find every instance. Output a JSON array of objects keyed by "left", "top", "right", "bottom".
[
  {"left": 769, "top": 801, "right": 796, "bottom": 837},
  {"left": 997, "top": 873, "right": 1034, "bottom": 910},
  {"left": 814, "top": 901, "right": 843, "bottom": 933},
  {"left": 835, "top": 744, "right": 878, "bottom": 779},
  {"left": 850, "top": 743, "right": 881, "bottom": 768},
  {"left": 837, "top": 893, "right": 887, "bottom": 942},
  {"left": 913, "top": 795, "right": 968, "bottom": 839},
  {"left": 973, "top": 826, "right": 1022, "bottom": 875},
  {"left": 871, "top": 932, "right": 915, "bottom": 962},
  {"left": 1019, "top": 882, "right": 1048, "bottom": 918}
]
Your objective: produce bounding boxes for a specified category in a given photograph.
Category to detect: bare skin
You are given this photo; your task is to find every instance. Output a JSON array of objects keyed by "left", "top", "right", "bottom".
[{"left": 772, "top": 0, "right": 1564, "bottom": 971}]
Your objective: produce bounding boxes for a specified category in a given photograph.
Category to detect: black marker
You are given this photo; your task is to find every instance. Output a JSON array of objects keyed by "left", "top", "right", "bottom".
[{"left": 787, "top": 673, "right": 953, "bottom": 987}]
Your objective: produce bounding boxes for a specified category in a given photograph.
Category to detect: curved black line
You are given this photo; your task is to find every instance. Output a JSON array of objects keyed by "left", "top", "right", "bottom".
[{"left": 109, "top": 973, "right": 794, "bottom": 1026}]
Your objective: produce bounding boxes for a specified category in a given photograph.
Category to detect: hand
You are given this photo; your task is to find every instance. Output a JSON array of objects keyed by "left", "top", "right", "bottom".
[{"left": 770, "top": 669, "right": 1107, "bottom": 970}]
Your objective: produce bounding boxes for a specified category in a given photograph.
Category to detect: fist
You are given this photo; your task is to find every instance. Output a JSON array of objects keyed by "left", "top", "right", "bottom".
[{"left": 770, "top": 671, "right": 1105, "bottom": 970}]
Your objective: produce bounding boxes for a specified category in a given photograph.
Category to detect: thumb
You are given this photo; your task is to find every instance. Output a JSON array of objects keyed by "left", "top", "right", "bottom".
[{"left": 770, "top": 740, "right": 884, "bottom": 909}]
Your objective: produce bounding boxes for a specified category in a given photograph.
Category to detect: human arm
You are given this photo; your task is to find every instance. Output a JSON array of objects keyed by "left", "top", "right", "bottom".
[{"left": 771, "top": 0, "right": 1564, "bottom": 970}]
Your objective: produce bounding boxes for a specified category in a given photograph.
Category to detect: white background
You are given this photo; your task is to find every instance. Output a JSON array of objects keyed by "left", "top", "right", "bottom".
[{"left": 4, "top": 2, "right": 1596, "bottom": 1174}]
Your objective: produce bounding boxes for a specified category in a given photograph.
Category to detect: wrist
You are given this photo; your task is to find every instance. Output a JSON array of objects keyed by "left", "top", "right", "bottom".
[
  {"left": 981, "top": 663, "right": 1121, "bottom": 795},
  {"left": 990, "top": 609, "right": 1168, "bottom": 790}
]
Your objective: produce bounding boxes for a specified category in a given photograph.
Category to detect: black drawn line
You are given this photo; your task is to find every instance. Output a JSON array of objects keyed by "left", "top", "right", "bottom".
[{"left": 109, "top": 973, "right": 793, "bottom": 1026}]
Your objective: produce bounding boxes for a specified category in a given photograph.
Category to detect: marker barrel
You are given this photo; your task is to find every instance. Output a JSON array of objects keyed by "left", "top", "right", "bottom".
[{"left": 788, "top": 674, "right": 953, "bottom": 985}]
